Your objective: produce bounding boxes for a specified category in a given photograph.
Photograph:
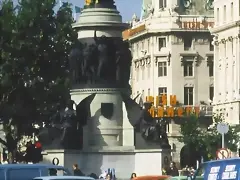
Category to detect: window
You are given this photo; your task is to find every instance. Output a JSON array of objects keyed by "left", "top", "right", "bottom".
[
  {"left": 142, "top": 68, "right": 145, "bottom": 80},
  {"left": 209, "top": 37, "right": 214, "bottom": 51},
  {"left": 158, "top": 87, "right": 167, "bottom": 105},
  {"left": 209, "top": 87, "right": 214, "bottom": 101},
  {"left": 158, "top": 87, "right": 167, "bottom": 95},
  {"left": 224, "top": 43, "right": 226, "bottom": 57},
  {"left": 142, "top": 41, "right": 145, "bottom": 50},
  {"left": 184, "top": 36, "right": 192, "bottom": 50},
  {"left": 183, "top": 61, "right": 193, "bottom": 76},
  {"left": 147, "top": 64, "right": 151, "bottom": 78},
  {"left": 136, "top": 43, "right": 139, "bottom": 56},
  {"left": 159, "top": 0, "right": 167, "bottom": 8},
  {"left": 142, "top": 90, "right": 145, "bottom": 100},
  {"left": 136, "top": 69, "right": 139, "bottom": 81},
  {"left": 158, "top": 37, "right": 166, "bottom": 51},
  {"left": 158, "top": 62, "right": 167, "bottom": 77},
  {"left": 209, "top": 60, "right": 213, "bottom": 77},
  {"left": 147, "top": 39, "right": 150, "bottom": 53},
  {"left": 184, "top": 87, "right": 193, "bottom": 105},
  {"left": 231, "top": 2, "right": 233, "bottom": 20},
  {"left": 223, "top": 5, "right": 226, "bottom": 22}
]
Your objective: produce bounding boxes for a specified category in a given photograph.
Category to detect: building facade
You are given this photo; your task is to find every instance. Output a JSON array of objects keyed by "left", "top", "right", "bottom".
[
  {"left": 211, "top": 0, "right": 240, "bottom": 125},
  {"left": 123, "top": 0, "right": 214, "bottom": 166}
]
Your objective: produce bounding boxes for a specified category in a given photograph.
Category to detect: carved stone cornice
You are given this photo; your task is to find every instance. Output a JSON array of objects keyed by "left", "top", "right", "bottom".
[
  {"left": 154, "top": 53, "right": 171, "bottom": 66},
  {"left": 228, "top": 36, "right": 233, "bottom": 41},
  {"left": 180, "top": 52, "right": 199, "bottom": 66},
  {"left": 134, "top": 55, "right": 151, "bottom": 68},
  {"left": 221, "top": 39, "right": 226, "bottom": 44},
  {"left": 71, "top": 88, "right": 124, "bottom": 94}
]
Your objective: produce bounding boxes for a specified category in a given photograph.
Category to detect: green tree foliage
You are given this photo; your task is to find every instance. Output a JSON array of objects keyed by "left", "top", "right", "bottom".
[
  {"left": 179, "top": 115, "right": 240, "bottom": 160},
  {"left": 0, "top": 0, "right": 78, "bottom": 153}
]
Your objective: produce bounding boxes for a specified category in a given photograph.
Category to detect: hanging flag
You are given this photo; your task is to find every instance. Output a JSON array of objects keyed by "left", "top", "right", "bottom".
[
  {"left": 73, "top": 6, "right": 82, "bottom": 21},
  {"left": 75, "top": 6, "right": 81, "bottom": 13}
]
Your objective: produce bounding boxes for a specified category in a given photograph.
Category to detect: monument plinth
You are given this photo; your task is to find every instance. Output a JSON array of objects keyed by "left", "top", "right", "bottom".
[{"left": 71, "top": 0, "right": 133, "bottom": 150}]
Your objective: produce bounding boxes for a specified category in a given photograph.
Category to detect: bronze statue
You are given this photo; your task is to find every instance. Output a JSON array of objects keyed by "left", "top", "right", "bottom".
[
  {"left": 82, "top": 44, "right": 98, "bottom": 83},
  {"left": 116, "top": 41, "right": 132, "bottom": 87},
  {"left": 94, "top": 30, "right": 116, "bottom": 82}
]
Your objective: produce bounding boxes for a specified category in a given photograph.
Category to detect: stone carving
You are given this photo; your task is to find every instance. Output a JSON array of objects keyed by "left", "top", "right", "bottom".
[
  {"left": 182, "top": 0, "right": 192, "bottom": 8},
  {"left": 205, "top": 0, "right": 214, "bottom": 10}
]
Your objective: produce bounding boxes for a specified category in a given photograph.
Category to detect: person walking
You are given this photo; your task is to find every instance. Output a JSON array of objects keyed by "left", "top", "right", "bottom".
[
  {"left": 72, "top": 164, "right": 84, "bottom": 176},
  {"left": 166, "top": 162, "right": 179, "bottom": 176}
]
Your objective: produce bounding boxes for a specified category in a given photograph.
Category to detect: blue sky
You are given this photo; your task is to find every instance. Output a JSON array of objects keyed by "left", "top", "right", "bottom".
[{"left": 70, "top": 0, "right": 142, "bottom": 22}]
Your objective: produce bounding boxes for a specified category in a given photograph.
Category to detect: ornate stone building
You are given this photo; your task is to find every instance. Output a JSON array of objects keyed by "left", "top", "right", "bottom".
[
  {"left": 123, "top": 0, "right": 214, "bottom": 167},
  {"left": 210, "top": 0, "right": 240, "bottom": 124}
]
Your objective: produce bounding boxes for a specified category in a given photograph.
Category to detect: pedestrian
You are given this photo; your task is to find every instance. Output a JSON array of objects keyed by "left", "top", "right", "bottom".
[
  {"left": 72, "top": 163, "right": 84, "bottom": 176},
  {"left": 130, "top": 173, "right": 137, "bottom": 179},
  {"left": 166, "top": 162, "right": 179, "bottom": 176},
  {"left": 105, "top": 173, "right": 111, "bottom": 180}
]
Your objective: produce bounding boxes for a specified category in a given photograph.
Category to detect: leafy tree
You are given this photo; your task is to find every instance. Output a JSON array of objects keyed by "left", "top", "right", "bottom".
[
  {"left": 179, "top": 114, "right": 240, "bottom": 160},
  {"left": 0, "top": 0, "right": 79, "bottom": 159}
]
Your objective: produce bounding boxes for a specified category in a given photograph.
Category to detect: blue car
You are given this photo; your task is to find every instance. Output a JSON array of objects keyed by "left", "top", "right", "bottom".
[
  {"left": 0, "top": 163, "right": 71, "bottom": 180},
  {"left": 33, "top": 176, "right": 95, "bottom": 180}
]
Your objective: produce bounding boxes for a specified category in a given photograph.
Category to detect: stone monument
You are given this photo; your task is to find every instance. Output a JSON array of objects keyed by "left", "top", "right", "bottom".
[
  {"left": 42, "top": 0, "right": 171, "bottom": 177},
  {"left": 71, "top": 0, "right": 133, "bottom": 150}
]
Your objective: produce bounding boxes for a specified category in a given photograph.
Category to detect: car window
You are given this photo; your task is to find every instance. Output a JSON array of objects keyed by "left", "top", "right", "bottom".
[{"left": 7, "top": 168, "right": 40, "bottom": 180}]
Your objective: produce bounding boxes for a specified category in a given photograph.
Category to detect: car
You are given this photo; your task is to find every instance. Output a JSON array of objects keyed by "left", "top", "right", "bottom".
[
  {"left": 0, "top": 163, "right": 71, "bottom": 180},
  {"left": 33, "top": 176, "right": 95, "bottom": 180}
]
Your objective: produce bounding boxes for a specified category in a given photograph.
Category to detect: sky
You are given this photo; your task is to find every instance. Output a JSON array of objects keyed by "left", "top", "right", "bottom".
[{"left": 70, "top": 0, "right": 142, "bottom": 22}]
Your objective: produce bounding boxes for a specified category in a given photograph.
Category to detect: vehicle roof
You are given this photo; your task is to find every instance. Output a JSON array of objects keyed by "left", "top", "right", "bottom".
[
  {"left": 203, "top": 157, "right": 240, "bottom": 164},
  {"left": 133, "top": 175, "right": 170, "bottom": 180},
  {"left": 33, "top": 176, "right": 94, "bottom": 180},
  {"left": 0, "top": 164, "right": 64, "bottom": 169}
]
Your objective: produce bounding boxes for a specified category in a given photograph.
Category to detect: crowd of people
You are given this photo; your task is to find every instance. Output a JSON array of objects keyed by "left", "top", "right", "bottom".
[
  {"left": 162, "top": 162, "right": 196, "bottom": 177},
  {"left": 72, "top": 162, "right": 196, "bottom": 179}
]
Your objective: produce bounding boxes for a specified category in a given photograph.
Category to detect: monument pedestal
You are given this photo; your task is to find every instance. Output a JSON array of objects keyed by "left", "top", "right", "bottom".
[
  {"left": 71, "top": 88, "right": 134, "bottom": 149},
  {"left": 42, "top": 148, "right": 171, "bottom": 178}
]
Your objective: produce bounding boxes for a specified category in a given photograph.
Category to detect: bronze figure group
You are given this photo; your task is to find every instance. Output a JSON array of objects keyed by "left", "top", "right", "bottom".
[{"left": 70, "top": 30, "right": 132, "bottom": 88}]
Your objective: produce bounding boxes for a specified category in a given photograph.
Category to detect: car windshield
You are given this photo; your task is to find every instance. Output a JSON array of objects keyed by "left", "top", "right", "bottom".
[{"left": 48, "top": 168, "right": 71, "bottom": 176}]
